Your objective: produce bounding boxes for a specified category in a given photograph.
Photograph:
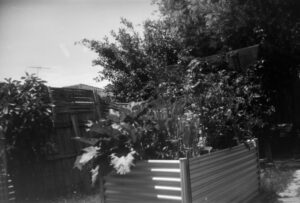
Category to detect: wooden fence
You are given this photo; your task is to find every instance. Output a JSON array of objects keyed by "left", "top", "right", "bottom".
[
  {"left": 0, "top": 128, "right": 15, "bottom": 202},
  {"left": 102, "top": 144, "right": 259, "bottom": 203},
  {"left": 14, "top": 87, "right": 105, "bottom": 200},
  {"left": 0, "top": 130, "right": 9, "bottom": 202}
]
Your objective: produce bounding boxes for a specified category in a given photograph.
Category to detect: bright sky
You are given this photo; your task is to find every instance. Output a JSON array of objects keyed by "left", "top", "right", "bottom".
[{"left": 0, "top": 0, "right": 157, "bottom": 88}]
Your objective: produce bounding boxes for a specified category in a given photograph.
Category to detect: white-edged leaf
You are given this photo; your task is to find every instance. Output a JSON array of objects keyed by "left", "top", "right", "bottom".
[
  {"left": 91, "top": 165, "right": 99, "bottom": 186},
  {"left": 110, "top": 151, "right": 136, "bottom": 175},
  {"left": 73, "top": 146, "right": 100, "bottom": 170}
]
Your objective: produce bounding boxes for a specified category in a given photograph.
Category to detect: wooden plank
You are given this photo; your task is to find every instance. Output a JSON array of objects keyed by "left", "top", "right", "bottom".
[
  {"left": 50, "top": 87, "right": 94, "bottom": 97},
  {"left": 54, "top": 104, "right": 95, "bottom": 110},
  {"left": 93, "top": 90, "right": 102, "bottom": 120},
  {"left": 71, "top": 114, "right": 81, "bottom": 138},
  {"left": 54, "top": 108, "right": 95, "bottom": 114}
]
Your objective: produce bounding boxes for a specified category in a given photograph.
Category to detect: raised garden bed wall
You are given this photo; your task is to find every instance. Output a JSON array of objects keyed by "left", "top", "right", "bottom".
[
  {"left": 102, "top": 144, "right": 259, "bottom": 203},
  {"left": 103, "top": 159, "right": 187, "bottom": 203},
  {"left": 189, "top": 144, "right": 259, "bottom": 203}
]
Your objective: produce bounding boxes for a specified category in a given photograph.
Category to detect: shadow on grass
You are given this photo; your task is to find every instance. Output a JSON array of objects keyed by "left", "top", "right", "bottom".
[{"left": 256, "top": 160, "right": 298, "bottom": 203}]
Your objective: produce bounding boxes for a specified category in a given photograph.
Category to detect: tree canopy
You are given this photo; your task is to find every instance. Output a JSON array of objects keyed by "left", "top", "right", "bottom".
[
  {"left": 82, "top": 0, "right": 299, "bottom": 102},
  {"left": 79, "top": 0, "right": 299, "bottom": 153}
]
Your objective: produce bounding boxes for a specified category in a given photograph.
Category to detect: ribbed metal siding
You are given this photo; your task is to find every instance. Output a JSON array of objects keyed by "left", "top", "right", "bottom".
[
  {"left": 189, "top": 145, "right": 259, "bottom": 203},
  {"left": 104, "top": 160, "right": 182, "bottom": 203}
]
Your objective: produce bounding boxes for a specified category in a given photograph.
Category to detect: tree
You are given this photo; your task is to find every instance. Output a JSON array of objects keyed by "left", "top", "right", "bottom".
[
  {"left": 80, "top": 17, "right": 190, "bottom": 102},
  {"left": 81, "top": 0, "right": 299, "bottom": 159}
]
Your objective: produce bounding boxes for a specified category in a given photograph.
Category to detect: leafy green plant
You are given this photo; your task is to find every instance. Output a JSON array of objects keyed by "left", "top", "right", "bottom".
[
  {"left": 74, "top": 101, "right": 149, "bottom": 182},
  {"left": 0, "top": 73, "right": 53, "bottom": 162},
  {"left": 73, "top": 96, "right": 213, "bottom": 184},
  {"left": 183, "top": 59, "right": 273, "bottom": 148},
  {"left": 74, "top": 57, "right": 272, "bottom": 183}
]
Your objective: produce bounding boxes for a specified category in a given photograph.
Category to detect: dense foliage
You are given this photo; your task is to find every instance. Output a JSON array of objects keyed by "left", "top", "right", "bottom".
[
  {"left": 74, "top": 57, "right": 268, "bottom": 179},
  {"left": 82, "top": 0, "right": 299, "bottom": 106},
  {"left": 75, "top": 0, "right": 300, "bottom": 173},
  {"left": 153, "top": 0, "right": 300, "bottom": 122},
  {"left": 0, "top": 73, "right": 53, "bottom": 163},
  {"left": 74, "top": 98, "right": 206, "bottom": 181},
  {"left": 80, "top": 18, "right": 185, "bottom": 102}
]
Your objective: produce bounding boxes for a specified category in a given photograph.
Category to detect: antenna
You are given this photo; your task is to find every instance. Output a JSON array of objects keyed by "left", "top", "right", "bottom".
[{"left": 28, "top": 66, "right": 51, "bottom": 76}]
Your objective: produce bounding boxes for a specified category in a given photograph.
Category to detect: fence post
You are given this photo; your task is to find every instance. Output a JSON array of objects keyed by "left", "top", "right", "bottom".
[
  {"left": 179, "top": 158, "right": 192, "bottom": 203},
  {"left": 70, "top": 114, "right": 81, "bottom": 138},
  {"left": 93, "top": 90, "right": 102, "bottom": 120}
]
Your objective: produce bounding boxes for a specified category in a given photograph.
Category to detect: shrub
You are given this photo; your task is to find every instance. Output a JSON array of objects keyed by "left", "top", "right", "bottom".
[{"left": 0, "top": 73, "right": 53, "bottom": 163}]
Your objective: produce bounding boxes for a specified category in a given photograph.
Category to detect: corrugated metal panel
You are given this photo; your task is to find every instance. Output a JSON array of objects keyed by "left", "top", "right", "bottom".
[
  {"left": 189, "top": 145, "right": 259, "bottom": 203},
  {"left": 104, "top": 160, "right": 183, "bottom": 203}
]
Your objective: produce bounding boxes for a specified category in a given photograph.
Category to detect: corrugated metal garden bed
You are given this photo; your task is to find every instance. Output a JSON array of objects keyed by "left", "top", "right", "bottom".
[{"left": 102, "top": 144, "right": 259, "bottom": 203}]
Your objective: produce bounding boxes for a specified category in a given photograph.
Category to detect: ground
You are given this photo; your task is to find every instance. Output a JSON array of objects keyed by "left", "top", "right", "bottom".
[
  {"left": 254, "top": 159, "right": 300, "bottom": 203},
  {"left": 277, "top": 169, "right": 300, "bottom": 202}
]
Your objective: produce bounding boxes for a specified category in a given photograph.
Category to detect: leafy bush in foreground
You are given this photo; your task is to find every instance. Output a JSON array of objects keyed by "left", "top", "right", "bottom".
[{"left": 0, "top": 73, "right": 53, "bottom": 163}]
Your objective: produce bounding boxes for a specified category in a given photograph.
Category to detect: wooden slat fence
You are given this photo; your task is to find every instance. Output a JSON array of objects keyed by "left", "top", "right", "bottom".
[
  {"left": 14, "top": 87, "right": 106, "bottom": 200},
  {"left": 0, "top": 132, "right": 8, "bottom": 202},
  {"left": 0, "top": 129, "right": 15, "bottom": 202},
  {"left": 102, "top": 145, "right": 259, "bottom": 203}
]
